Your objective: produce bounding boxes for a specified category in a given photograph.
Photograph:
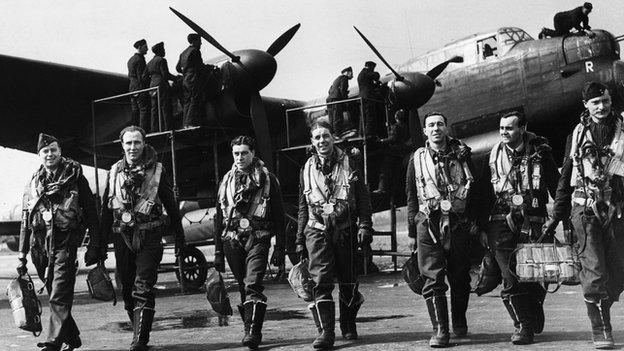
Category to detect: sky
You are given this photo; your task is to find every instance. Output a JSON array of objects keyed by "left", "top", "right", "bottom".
[{"left": 1, "top": 0, "right": 624, "bottom": 211}]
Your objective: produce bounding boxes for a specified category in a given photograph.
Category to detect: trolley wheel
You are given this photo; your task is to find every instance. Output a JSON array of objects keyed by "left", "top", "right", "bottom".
[{"left": 175, "top": 246, "right": 209, "bottom": 290}]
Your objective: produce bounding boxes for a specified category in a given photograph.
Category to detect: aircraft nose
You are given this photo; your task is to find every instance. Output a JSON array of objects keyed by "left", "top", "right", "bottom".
[{"left": 614, "top": 61, "right": 624, "bottom": 105}]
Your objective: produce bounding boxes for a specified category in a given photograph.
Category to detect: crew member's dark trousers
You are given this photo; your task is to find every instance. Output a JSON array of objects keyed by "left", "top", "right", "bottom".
[
  {"left": 305, "top": 226, "right": 360, "bottom": 305},
  {"left": 182, "top": 71, "right": 204, "bottom": 127},
  {"left": 377, "top": 154, "right": 402, "bottom": 192},
  {"left": 223, "top": 235, "right": 270, "bottom": 303},
  {"left": 150, "top": 85, "right": 173, "bottom": 132},
  {"left": 33, "top": 238, "right": 81, "bottom": 348},
  {"left": 327, "top": 100, "right": 344, "bottom": 135},
  {"left": 415, "top": 212, "right": 471, "bottom": 321},
  {"left": 362, "top": 100, "right": 378, "bottom": 138},
  {"left": 486, "top": 220, "right": 546, "bottom": 304},
  {"left": 130, "top": 92, "right": 150, "bottom": 131},
  {"left": 570, "top": 205, "right": 624, "bottom": 303},
  {"left": 114, "top": 229, "right": 164, "bottom": 314}
]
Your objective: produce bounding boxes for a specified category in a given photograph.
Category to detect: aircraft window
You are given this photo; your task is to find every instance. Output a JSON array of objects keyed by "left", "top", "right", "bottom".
[{"left": 478, "top": 36, "right": 498, "bottom": 61}]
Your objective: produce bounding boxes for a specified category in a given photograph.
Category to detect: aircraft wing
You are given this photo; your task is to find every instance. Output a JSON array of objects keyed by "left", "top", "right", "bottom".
[{"left": 0, "top": 54, "right": 128, "bottom": 163}]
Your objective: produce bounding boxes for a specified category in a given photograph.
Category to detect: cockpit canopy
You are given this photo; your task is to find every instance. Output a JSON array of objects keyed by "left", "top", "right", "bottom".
[{"left": 397, "top": 27, "right": 533, "bottom": 74}]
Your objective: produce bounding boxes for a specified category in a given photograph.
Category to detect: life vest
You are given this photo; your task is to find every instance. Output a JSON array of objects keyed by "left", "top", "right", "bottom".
[
  {"left": 217, "top": 163, "right": 271, "bottom": 227},
  {"left": 569, "top": 113, "right": 624, "bottom": 192},
  {"left": 107, "top": 161, "right": 163, "bottom": 228},
  {"left": 489, "top": 139, "right": 542, "bottom": 208},
  {"left": 412, "top": 142, "right": 473, "bottom": 215},
  {"left": 27, "top": 177, "right": 80, "bottom": 232},
  {"left": 302, "top": 148, "right": 355, "bottom": 218}
]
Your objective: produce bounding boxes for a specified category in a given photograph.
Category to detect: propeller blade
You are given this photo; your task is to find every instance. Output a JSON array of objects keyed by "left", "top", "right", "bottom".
[
  {"left": 266, "top": 23, "right": 301, "bottom": 57},
  {"left": 353, "top": 26, "right": 404, "bottom": 81},
  {"left": 249, "top": 92, "right": 274, "bottom": 171},
  {"left": 426, "top": 55, "right": 463, "bottom": 80},
  {"left": 408, "top": 109, "right": 425, "bottom": 149},
  {"left": 169, "top": 7, "right": 240, "bottom": 62}
]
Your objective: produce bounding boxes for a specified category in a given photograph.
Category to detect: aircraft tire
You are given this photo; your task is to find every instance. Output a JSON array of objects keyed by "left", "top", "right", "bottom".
[
  {"left": 5, "top": 236, "right": 19, "bottom": 252},
  {"left": 175, "top": 246, "right": 209, "bottom": 291}
]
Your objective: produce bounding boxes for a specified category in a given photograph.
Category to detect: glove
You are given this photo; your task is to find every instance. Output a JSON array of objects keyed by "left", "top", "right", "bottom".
[
  {"left": 357, "top": 227, "right": 374, "bottom": 246},
  {"left": 214, "top": 251, "right": 225, "bottom": 273},
  {"left": 296, "top": 244, "right": 307, "bottom": 261},
  {"left": 84, "top": 245, "right": 101, "bottom": 266},
  {"left": 542, "top": 218, "right": 559, "bottom": 235},
  {"left": 17, "top": 257, "right": 28, "bottom": 275},
  {"left": 270, "top": 246, "right": 285, "bottom": 267}
]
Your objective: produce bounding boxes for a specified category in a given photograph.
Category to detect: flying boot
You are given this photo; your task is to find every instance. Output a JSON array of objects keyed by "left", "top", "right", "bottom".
[
  {"left": 339, "top": 292, "right": 363, "bottom": 340},
  {"left": 532, "top": 286, "right": 546, "bottom": 334},
  {"left": 585, "top": 299, "right": 614, "bottom": 349},
  {"left": 451, "top": 292, "right": 468, "bottom": 338},
  {"left": 130, "top": 306, "right": 155, "bottom": 351},
  {"left": 238, "top": 304, "right": 250, "bottom": 344},
  {"left": 312, "top": 300, "right": 335, "bottom": 349},
  {"left": 426, "top": 295, "right": 450, "bottom": 348},
  {"left": 309, "top": 303, "right": 323, "bottom": 335},
  {"left": 242, "top": 300, "right": 267, "bottom": 349},
  {"left": 506, "top": 294, "right": 534, "bottom": 345}
]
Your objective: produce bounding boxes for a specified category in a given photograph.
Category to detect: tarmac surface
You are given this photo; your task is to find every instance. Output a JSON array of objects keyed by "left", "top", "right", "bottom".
[{"left": 0, "top": 211, "right": 622, "bottom": 351}]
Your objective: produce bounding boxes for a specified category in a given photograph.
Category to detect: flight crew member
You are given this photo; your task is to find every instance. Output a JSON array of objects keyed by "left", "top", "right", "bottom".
[
  {"left": 540, "top": 2, "right": 593, "bottom": 38},
  {"left": 128, "top": 39, "right": 151, "bottom": 131},
  {"left": 176, "top": 33, "right": 204, "bottom": 128},
  {"left": 17, "top": 133, "right": 103, "bottom": 351},
  {"left": 213, "top": 135, "right": 286, "bottom": 349},
  {"left": 406, "top": 112, "right": 475, "bottom": 348},
  {"left": 477, "top": 111, "right": 560, "bottom": 345},
  {"left": 357, "top": 61, "right": 382, "bottom": 138},
  {"left": 295, "top": 121, "right": 373, "bottom": 349},
  {"left": 326, "top": 67, "right": 353, "bottom": 137},
  {"left": 147, "top": 42, "right": 177, "bottom": 133},
  {"left": 100, "top": 126, "right": 185, "bottom": 351},
  {"left": 544, "top": 82, "right": 624, "bottom": 349},
  {"left": 373, "top": 109, "right": 411, "bottom": 195}
]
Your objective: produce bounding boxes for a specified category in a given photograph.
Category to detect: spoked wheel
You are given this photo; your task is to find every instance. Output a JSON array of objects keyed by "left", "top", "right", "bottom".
[{"left": 175, "top": 246, "right": 209, "bottom": 291}]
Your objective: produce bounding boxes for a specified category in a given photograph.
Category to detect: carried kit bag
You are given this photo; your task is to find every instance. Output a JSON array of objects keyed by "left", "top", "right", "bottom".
[
  {"left": 205, "top": 269, "right": 233, "bottom": 315},
  {"left": 86, "top": 261, "right": 116, "bottom": 304},
  {"left": 473, "top": 250, "right": 502, "bottom": 296},
  {"left": 5, "top": 272, "right": 43, "bottom": 336},
  {"left": 402, "top": 251, "right": 425, "bottom": 295},
  {"left": 288, "top": 258, "right": 314, "bottom": 302},
  {"left": 514, "top": 241, "right": 581, "bottom": 286}
]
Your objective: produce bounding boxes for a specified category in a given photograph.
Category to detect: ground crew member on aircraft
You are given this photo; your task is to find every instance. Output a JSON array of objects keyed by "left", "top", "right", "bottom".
[
  {"left": 213, "top": 135, "right": 285, "bottom": 350},
  {"left": 357, "top": 61, "right": 383, "bottom": 139},
  {"left": 176, "top": 33, "right": 204, "bottom": 128},
  {"left": 476, "top": 111, "right": 560, "bottom": 345},
  {"left": 544, "top": 82, "right": 624, "bottom": 349},
  {"left": 326, "top": 67, "right": 353, "bottom": 137},
  {"left": 539, "top": 3, "right": 593, "bottom": 38},
  {"left": 295, "top": 121, "right": 373, "bottom": 349},
  {"left": 128, "top": 39, "right": 151, "bottom": 131},
  {"left": 100, "top": 126, "right": 185, "bottom": 351},
  {"left": 147, "top": 42, "right": 177, "bottom": 133},
  {"left": 406, "top": 112, "right": 476, "bottom": 348},
  {"left": 373, "top": 109, "right": 411, "bottom": 195},
  {"left": 16, "top": 133, "right": 103, "bottom": 351}
]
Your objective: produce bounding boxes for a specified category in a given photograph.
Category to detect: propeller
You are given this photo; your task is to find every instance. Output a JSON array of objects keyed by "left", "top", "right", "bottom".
[
  {"left": 170, "top": 7, "right": 240, "bottom": 62},
  {"left": 353, "top": 27, "right": 461, "bottom": 147},
  {"left": 426, "top": 56, "right": 463, "bottom": 80},
  {"left": 353, "top": 26, "right": 404, "bottom": 81},
  {"left": 267, "top": 23, "right": 301, "bottom": 57},
  {"left": 170, "top": 8, "right": 301, "bottom": 171}
]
